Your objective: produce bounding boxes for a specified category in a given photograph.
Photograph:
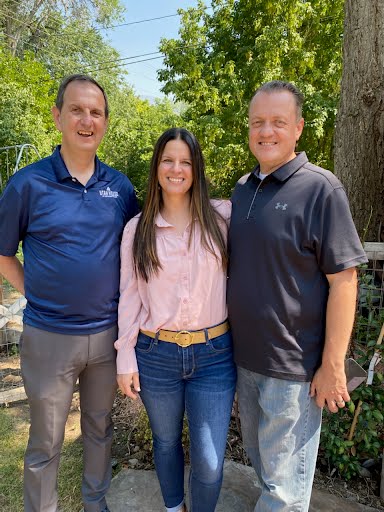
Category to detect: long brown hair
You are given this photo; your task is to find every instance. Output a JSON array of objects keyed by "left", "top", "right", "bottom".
[{"left": 133, "top": 128, "right": 228, "bottom": 282}]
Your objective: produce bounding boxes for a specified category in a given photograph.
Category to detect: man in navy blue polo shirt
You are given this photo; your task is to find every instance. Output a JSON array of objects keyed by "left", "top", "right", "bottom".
[
  {"left": 0, "top": 75, "right": 138, "bottom": 512},
  {"left": 228, "top": 80, "right": 367, "bottom": 511}
]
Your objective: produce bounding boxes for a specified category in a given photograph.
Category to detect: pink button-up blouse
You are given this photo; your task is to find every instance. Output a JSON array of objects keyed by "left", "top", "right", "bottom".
[{"left": 115, "top": 199, "right": 231, "bottom": 374}]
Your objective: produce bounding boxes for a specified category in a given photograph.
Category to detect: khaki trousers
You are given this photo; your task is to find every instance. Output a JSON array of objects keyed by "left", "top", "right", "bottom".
[{"left": 20, "top": 324, "right": 117, "bottom": 512}]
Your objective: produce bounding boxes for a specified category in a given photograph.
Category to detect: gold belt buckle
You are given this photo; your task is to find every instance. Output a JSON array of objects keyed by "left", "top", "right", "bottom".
[{"left": 175, "top": 330, "right": 194, "bottom": 348}]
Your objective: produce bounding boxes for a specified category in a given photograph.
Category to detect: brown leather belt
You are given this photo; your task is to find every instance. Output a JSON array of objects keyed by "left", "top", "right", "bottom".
[{"left": 140, "top": 320, "right": 229, "bottom": 348}]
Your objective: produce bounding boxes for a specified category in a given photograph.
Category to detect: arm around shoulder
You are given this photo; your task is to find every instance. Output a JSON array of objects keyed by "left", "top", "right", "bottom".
[{"left": 210, "top": 198, "right": 232, "bottom": 225}]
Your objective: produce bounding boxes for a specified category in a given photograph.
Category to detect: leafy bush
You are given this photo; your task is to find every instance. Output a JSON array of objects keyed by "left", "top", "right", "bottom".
[{"left": 319, "top": 268, "right": 384, "bottom": 479}]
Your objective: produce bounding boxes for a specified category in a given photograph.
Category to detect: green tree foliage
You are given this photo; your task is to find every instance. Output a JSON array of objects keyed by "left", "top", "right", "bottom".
[
  {"left": 0, "top": 0, "right": 122, "bottom": 56},
  {"left": 0, "top": 47, "right": 55, "bottom": 187},
  {"left": 159, "top": 0, "right": 344, "bottom": 196},
  {"left": 320, "top": 269, "right": 384, "bottom": 479},
  {"left": 0, "top": 0, "right": 125, "bottom": 91},
  {"left": 34, "top": 14, "right": 124, "bottom": 91},
  {"left": 101, "top": 87, "right": 182, "bottom": 203},
  {"left": 0, "top": 48, "right": 55, "bottom": 151},
  {"left": 0, "top": 0, "right": 127, "bottom": 147},
  {"left": 0, "top": 0, "right": 175, "bottom": 197},
  {"left": 0, "top": 42, "right": 182, "bottom": 197}
]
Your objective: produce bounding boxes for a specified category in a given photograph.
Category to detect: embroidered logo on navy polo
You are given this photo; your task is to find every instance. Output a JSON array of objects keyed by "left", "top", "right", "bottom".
[
  {"left": 275, "top": 202, "right": 288, "bottom": 210},
  {"left": 99, "top": 187, "right": 119, "bottom": 198}
]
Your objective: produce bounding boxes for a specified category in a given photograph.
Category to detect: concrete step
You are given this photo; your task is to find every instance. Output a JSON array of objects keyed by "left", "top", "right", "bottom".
[{"left": 105, "top": 460, "right": 381, "bottom": 511}]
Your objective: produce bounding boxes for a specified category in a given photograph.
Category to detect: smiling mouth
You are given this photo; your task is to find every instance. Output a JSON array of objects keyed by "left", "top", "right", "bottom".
[
  {"left": 167, "top": 177, "right": 184, "bottom": 183},
  {"left": 78, "top": 130, "right": 93, "bottom": 137},
  {"left": 259, "top": 142, "right": 277, "bottom": 145}
]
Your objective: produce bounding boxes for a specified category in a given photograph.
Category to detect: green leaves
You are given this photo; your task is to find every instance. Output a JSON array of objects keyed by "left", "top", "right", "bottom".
[
  {"left": 159, "top": 0, "right": 345, "bottom": 195},
  {"left": 0, "top": 0, "right": 123, "bottom": 56},
  {"left": 320, "top": 304, "right": 384, "bottom": 479},
  {"left": 0, "top": 48, "right": 55, "bottom": 184},
  {"left": 100, "top": 89, "right": 182, "bottom": 203}
]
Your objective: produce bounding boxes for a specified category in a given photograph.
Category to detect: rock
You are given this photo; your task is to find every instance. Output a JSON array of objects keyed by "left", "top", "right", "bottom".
[
  {"left": 358, "top": 467, "right": 372, "bottom": 478},
  {"left": 131, "top": 451, "right": 146, "bottom": 461},
  {"left": 128, "top": 458, "right": 139, "bottom": 468},
  {"left": 2, "top": 374, "right": 22, "bottom": 385},
  {"left": 362, "top": 459, "right": 376, "bottom": 469}
]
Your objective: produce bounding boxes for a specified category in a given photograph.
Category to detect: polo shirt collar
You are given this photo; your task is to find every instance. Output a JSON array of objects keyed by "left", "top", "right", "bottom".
[
  {"left": 248, "top": 152, "right": 309, "bottom": 183},
  {"left": 51, "top": 145, "right": 110, "bottom": 183}
]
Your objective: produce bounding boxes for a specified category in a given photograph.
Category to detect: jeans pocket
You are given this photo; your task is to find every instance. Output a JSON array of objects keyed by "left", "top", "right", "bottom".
[
  {"left": 208, "top": 331, "right": 233, "bottom": 353},
  {"left": 135, "top": 332, "right": 155, "bottom": 353}
]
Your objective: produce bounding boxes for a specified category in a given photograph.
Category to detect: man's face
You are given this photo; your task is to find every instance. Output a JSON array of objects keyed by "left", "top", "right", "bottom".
[
  {"left": 248, "top": 90, "right": 304, "bottom": 174},
  {"left": 52, "top": 81, "right": 108, "bottom": 156}
]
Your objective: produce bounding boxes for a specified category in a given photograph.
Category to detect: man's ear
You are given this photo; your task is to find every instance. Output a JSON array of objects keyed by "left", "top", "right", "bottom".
[
  {"left": 51, "top": 106, "right": 62, "bottom": 132},
  {"left": 296, "top": 117, "right": 304, "bottom": 141}
]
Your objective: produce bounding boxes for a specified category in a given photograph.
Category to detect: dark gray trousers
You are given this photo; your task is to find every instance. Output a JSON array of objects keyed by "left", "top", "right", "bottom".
[{"left": 20, "top": 324, "right": 117, "bottom": 512}]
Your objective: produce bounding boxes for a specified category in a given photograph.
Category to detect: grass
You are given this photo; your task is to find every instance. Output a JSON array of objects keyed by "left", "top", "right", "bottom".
[
  {"left": 0, "top": 407, "right": 25, "bottom": 512},
  {"left": 0, "top": 404, "right": 83, "bottom": 512}
]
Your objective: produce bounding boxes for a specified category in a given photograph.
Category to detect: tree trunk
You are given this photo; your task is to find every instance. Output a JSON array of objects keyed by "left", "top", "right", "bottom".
[{"left": 334, "top": 0, "right": 384, "bottom": 242}]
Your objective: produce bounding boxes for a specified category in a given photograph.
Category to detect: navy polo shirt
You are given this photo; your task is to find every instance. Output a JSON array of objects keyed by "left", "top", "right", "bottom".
[
  {"left": 0, "top": 146, "right": 139, "bottom": 334},
  {"left": 228, "top": 152, "right": 367, "bottom": 381}
]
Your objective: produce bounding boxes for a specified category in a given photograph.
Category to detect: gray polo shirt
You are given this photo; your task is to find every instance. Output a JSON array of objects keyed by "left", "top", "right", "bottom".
[{"left": 228, "top": 152, "right": 367, "bottom": 381}]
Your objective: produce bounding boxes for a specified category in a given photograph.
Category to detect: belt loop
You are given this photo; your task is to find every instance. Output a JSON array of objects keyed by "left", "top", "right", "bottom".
[
  {"left": 204, "top": 327, "right": 209, "bottom": 344},
  {"left": 154, "top": 331, "right": 159, "bottom": 345}
]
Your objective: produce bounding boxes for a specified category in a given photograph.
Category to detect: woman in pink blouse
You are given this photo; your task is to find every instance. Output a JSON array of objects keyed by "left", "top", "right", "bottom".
[{"left": 115, "top": 128, "right": 236, "bottom": 512}]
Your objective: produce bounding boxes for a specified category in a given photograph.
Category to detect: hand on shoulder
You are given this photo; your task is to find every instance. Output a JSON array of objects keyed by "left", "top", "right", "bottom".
[{"left": 210, "top": 198, "right": 232, "bottom": 223}]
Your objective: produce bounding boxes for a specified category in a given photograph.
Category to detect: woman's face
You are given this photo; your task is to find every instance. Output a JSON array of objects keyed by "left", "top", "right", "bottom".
[{"left": 157, "top": 139, "right": 193, "bottom": 199}]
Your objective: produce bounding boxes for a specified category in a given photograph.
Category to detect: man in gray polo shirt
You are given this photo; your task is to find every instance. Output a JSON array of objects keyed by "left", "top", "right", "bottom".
[{"left": 227, "top": 80, "right": 367, "bottom": 511}]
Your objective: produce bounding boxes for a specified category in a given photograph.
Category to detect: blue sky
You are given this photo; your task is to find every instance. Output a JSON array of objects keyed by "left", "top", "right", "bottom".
[{"left": 102, "top": 1, "right": 201, "bottom": 99}]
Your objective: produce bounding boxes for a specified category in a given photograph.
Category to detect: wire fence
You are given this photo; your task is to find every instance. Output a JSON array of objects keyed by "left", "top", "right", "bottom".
[
  {"left": 0, "top": 243, "right": 383, "bottom": 405},
  {"left": 357, "top": 243, "right": 384, "bottom": 338},
  {"left": 0, "top": 144, "right": 41, "bottom": 192},
  {"left": 0, "top": 276, "right": 25, "bottom": 403}
]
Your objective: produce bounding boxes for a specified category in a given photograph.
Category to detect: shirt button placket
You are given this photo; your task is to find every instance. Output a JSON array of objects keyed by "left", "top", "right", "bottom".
[{"left": 181, "top": 240, "right": 190, "bottom": 324}]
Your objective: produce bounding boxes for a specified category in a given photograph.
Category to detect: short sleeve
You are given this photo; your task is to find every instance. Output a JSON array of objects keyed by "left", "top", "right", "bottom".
[
  {"left": 0, "top": 182, "right": 27, "bottom": 256},
  {"left": 314, "top": 187, "right": 368, "bottom": 274}
]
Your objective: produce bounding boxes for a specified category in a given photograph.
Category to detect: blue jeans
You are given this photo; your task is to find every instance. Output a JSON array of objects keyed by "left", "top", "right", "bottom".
[
  {"left": 136, "top": 329, "right": 236, "bottom": 512},
  {"left": 237, "top": 366, "right": 322, "bottom": 512}
]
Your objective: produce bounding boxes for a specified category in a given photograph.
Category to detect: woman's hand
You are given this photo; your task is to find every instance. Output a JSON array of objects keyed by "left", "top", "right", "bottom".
[{"left": 117, "top": 372, "right": 141, "bottom": 400}]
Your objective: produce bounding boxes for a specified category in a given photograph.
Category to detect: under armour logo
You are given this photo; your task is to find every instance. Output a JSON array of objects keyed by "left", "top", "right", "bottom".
[{"left": 275, "top": 202, "right": 288, "bottom": 210}]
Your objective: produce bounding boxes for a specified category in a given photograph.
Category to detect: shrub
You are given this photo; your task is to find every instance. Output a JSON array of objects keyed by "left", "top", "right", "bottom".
[{"left": 319, "top": 267, "right": 384, "bottom": 479}]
